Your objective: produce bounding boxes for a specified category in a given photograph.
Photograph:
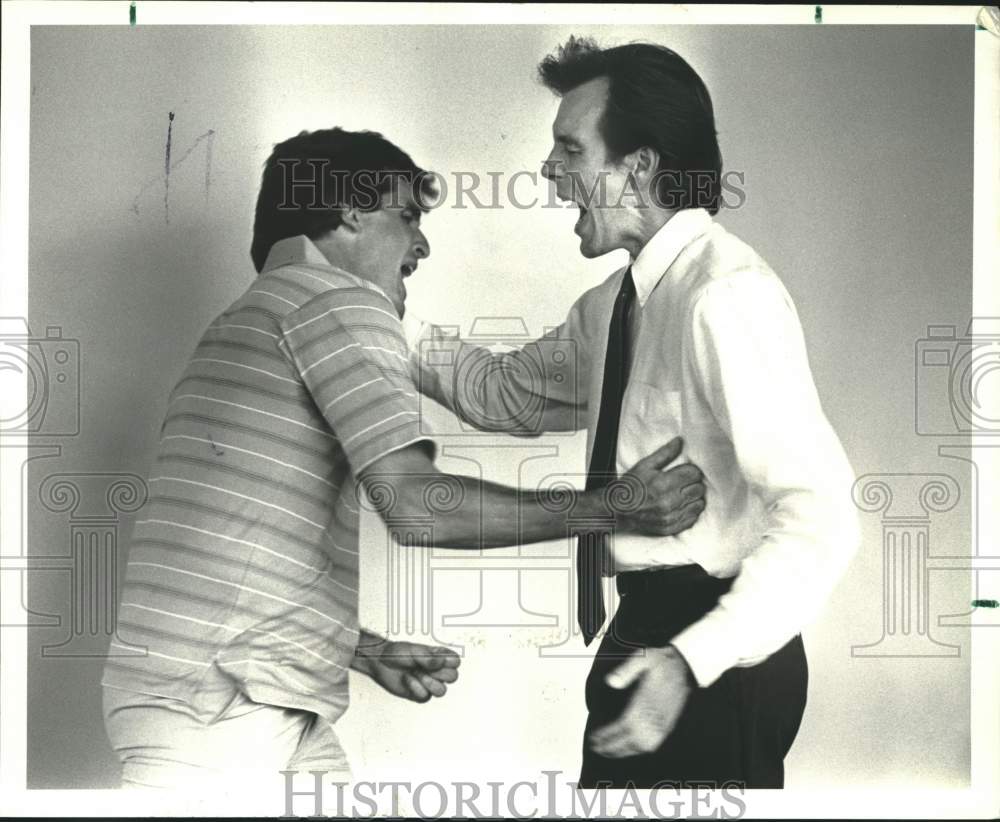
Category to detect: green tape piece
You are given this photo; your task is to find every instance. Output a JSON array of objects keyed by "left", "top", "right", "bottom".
[
  {"left": 971, "top": 599, "right": 999, "bottom": 608},
  {"left": 130, "top": 1, "right": 136, "bottom": 26},
  {"left": 814, "top": 5, "right": 822, "bottom": 24}
]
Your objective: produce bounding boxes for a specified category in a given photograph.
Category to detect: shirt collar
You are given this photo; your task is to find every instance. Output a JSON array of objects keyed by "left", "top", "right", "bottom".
[
  {"left": 630, "top": 208, "right": 714, "bottom": 306},
  {"left": 259, "top": 234, "right": 395, "bottom": 303}
]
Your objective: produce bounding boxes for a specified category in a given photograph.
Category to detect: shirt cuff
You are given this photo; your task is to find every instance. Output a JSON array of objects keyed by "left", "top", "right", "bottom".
[{"left": 668, "top": 608, "right": 752, "bottom": 688}]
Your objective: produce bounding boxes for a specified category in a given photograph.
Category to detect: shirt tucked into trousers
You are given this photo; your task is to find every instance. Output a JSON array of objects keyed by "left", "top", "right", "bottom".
[{"left": 410, "top": 208, "right": 857, "bottom": 788}]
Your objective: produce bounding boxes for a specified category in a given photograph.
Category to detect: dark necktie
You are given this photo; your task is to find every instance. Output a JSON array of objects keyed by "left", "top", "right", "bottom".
[{"left": 577, "top": 266, "right": 635, "bottom": 645}]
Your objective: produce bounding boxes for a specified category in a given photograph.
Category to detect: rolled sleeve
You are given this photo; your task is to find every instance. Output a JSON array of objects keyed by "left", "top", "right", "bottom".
[{"left": 279, "top": 288, "right": 436, "bottom": 475}]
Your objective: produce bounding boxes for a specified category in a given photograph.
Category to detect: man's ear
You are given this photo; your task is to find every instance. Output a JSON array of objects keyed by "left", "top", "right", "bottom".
[
  {"left": 631, "top": 146, "right": 660, "bottom": 185},
  {"left": 620, "top": 146, "right": 660, "bottom": 208},
  {"left": 339, "top": 207, "right": 364, "bottom": 235}
]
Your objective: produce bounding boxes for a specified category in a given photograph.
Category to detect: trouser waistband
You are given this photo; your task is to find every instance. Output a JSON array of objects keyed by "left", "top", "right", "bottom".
[{"left": 616, "top": 564, "right": 734, "bottom": 597}]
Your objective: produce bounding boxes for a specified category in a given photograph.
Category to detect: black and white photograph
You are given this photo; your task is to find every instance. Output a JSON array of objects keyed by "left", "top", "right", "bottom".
[{"left": 1, "top": 2, "right": 997, "bottom": 818}]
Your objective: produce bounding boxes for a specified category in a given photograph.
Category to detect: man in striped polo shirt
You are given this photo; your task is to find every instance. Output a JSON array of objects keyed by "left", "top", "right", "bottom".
[{"left": 102, "top": 127, "right": 707, "bottom": 796}]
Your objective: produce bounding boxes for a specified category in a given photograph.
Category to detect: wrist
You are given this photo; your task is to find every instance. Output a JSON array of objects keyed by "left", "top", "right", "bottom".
[
  {"left": 350, "top": 648, "right": 374, "bottom": 676},
  {"left": 577, "top": 487, "right": 622, "bottom": 531},
  {"left": 352, "top": 631, "right": 386, "bottom": 676},
  {"left": 667, "top": 644, "right": 698, "bottom": 689}
]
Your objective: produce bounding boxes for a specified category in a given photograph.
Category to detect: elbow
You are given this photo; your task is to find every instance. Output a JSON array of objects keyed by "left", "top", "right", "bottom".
[
  {"left": 362, "top": 467, "right": 466, "bottom": 530},
  {"left": 362, "top": 472, "right": 427, "bottom": 524},
  {"left": 769, "top": 485, "right": 862, "bottom": 575}
]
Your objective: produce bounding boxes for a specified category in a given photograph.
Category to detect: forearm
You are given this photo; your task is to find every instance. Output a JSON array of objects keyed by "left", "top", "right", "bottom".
[
  {"left": 671, "top": 491, "right": 859, "bottom": 686},
  {"left": 361, "top": 438, "right": 702, "bottom": 551},
  {"left": 675, "top": 277, "right": 861, "bottom": 686},
  {"left": 410, "top": 319, "right": 584, "bottom": 434},
  {"left": 386, "top": 472, "right": 615, "bottom": 549}
]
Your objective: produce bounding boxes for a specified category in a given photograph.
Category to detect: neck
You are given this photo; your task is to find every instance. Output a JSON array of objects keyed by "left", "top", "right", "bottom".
[
  {"left": 629, "top": 207, "right": 677, "bottom": 257},
  {"left": 310, "top": 234, "right": 357, "bottom": 274}
]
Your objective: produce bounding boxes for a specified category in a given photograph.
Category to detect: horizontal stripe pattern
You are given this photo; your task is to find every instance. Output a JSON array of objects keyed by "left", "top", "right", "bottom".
[
  {"left": 104, "top": 236, "right": 433, "bottom": 727},
  {"left": 279, "top": 287, "right": 430, "bottom": 475}
]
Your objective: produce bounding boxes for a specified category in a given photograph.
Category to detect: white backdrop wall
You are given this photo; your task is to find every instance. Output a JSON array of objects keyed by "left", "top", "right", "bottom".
[{"left": 26, "top": 25, "right": 973, "bottom": 789}]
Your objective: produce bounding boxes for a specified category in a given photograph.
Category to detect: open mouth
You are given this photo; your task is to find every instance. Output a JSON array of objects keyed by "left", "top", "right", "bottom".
[{"left": 400, "top": 263, "right": 415, "bottom": 277}]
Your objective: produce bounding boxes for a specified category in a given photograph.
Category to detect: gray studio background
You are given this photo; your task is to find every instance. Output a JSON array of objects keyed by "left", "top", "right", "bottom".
[{"left": 26, "top": 25, "right": 972, "bottom": 789}]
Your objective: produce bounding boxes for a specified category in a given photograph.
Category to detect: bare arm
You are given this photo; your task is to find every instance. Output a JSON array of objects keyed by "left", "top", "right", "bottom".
[
  {"left": 358, "top": 436, "right": 705, "bottom": 549},
  {"left": 408, "top": 301, "right": 592, "bottom": 436}
]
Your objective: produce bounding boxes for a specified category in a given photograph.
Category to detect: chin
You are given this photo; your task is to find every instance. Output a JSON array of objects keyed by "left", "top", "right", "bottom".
[{"left": 578, "top": 238, "right": 606, "bottom": 259}]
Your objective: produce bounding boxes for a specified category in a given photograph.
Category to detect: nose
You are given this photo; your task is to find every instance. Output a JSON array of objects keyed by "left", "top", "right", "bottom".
[
  {"left": 541, "top": 149, "right": 563, "bottom": 182},
  {"left": 413, "top": 229, "right": 430, "bottom": 260}
]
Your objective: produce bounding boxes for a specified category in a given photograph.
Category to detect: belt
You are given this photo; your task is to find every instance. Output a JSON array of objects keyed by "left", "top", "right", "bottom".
[{"left": 616, "top": 564, "right": 733, "bottom": 596}]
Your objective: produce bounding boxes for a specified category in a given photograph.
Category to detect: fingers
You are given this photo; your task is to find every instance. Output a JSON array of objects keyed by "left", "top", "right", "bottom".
[
  {"left": 427, "top": 665, "right": 459, "bottom": 684},
  {"left": 404, "top": 672, "right": 448, "bottom": 702},
  {"left": 632, "top": 437, "right": 683, "bottom": 472},
  {"left": 403, "top": 673, "right": 431, "bottom": 702},
  {"left": 588, "top": 700, "right": 677, "bottom": 758},
  {"left": 416, "top": 648, "right": 459, "bottom": 684},
  {"left": 418, "top": 672, "right": 448, "bottom": 697},
  {"left": 588, "top": 714, "right": 649, "bottom": 758},
  {"left": 388, "top": 643, "right": 461, "bottom": 671},
  {"left": 427, "top": 646, "right": 461, "bottom": 668},
  {"left": 676, "top": 497, "right": 706, "bottom": 523},
  {"left": 587, "top": 717, "right": 628, "bottom": 755},
  {"left": 632, "top": 496, "right": 705, "bottom": 537},
  {"left": 685, "top": 498, "right": 706, "bottom": 516},
  {"left": 641, "top": 465, "right": 702, "bottom": 513},
  {"left": 412, "top": 648, "right": 461, "bottom": 678},
  {"left": 662, "top": 462, "right": 703, "bottom": 487},
  {"left": 681, "top": 482, "right": 705, "bottom": 502},
  {"left": 658, "top": 498, "right": 706, "bottom": 536},
  {"left": 400, "top": 648, "right": 459, "bottom": 699},
  {"left": 605, "top": 654, "right": 646, "bottom": 690}
]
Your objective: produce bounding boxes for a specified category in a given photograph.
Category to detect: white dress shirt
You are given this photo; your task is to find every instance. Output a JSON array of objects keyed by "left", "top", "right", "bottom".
[{"left": 408, "top": 209, "right": 860, "bottom": 687}]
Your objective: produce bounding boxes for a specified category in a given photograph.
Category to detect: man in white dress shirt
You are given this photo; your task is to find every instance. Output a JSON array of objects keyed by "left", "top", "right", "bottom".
[{"left": 410, "top": 37, "right": 859, "bottom": 787}]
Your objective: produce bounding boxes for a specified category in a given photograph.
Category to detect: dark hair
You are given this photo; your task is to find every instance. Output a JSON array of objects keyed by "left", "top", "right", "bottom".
[
  {"left": 251, "top": 127, "right": 436, "bottom": 272},
  {"left": 538, "top": 36, "right": 723, "bottom": 215}
]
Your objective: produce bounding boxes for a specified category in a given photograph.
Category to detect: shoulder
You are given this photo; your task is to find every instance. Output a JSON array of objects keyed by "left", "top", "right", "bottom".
[
  {"left": 567, "top": 266, "right": 629, "bottom": 329},
  {"left": 682, "top": 224, "right": 794, "bottom": 314},
  {"left": 282, "top": 285, "right": 403, "bottom": 340}
]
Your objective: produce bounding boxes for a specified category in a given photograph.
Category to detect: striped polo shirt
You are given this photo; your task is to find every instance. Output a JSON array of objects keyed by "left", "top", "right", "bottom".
[{"left": 102, "top": 235, "right": 433, "bottom": 728}]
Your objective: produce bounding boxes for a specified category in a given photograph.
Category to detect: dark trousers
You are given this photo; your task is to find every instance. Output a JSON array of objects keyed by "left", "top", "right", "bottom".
[{"left": 579, "top": 565, "right": 808, "bottom": 789}]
